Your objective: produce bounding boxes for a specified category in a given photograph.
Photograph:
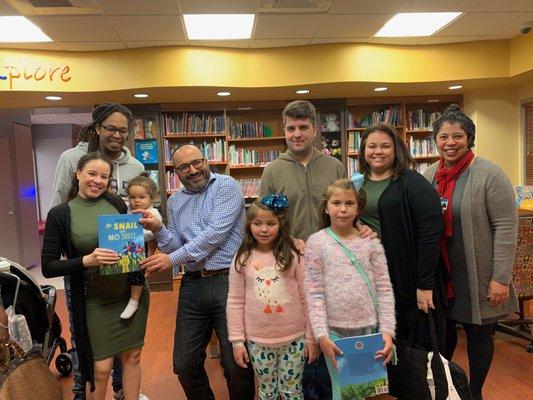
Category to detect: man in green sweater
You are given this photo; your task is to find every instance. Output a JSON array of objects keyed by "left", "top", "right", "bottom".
[{"left": 260, "top": 100, "right": 345, "bottom": 399}]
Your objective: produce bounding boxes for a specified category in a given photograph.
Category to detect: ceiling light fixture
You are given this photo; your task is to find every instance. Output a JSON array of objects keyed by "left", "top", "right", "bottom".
[
  {"left": 45, "top": 96, "right": 62, "bottom": 101},
  {"left": 295, "top": 89, "right": 310, "bottom": 94},
  {"left": 134, "top": 93, "right": 149, "bottom": 98},
  {"left": 448, "top": 85, "right": 463, "bottom": 90},
  {"left": 184, "top": 14, "right": 255, "bottom": 40},
  {"left": 374, "top": 87, "right": 388, "bottom": 92},
  {"left": 375, "top": 12, "right": 463, "bottom": 37},
  {"left": 0, "top": 16, "right": 52, "bottom": 42},
  {"left": 217, "top": 91, "right": 231, "bottom": 96}
]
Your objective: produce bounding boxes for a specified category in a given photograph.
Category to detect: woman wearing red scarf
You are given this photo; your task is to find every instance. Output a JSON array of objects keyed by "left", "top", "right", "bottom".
[{"left": 423, "top": 104, "right": 519, "bottom": 400}]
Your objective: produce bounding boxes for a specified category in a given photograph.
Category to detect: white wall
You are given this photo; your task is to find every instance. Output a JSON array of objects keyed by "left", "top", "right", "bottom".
[{"left": 32, "top": 125, "right": 77, "bottom": 218}]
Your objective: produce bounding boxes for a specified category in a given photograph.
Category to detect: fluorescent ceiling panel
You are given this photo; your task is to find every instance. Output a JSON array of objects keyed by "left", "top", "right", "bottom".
[
  {"left": 375, "top": 12, "right": 463, "bottom": 37},
  {"left": 0, "top": 16, "right": 51, "bottom": 42},
  {"left": 184, "top": 14, "right": 255, "bottom": 40}
]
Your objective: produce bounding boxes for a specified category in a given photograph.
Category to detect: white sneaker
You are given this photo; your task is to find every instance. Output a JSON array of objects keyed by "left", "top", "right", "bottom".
[
  {"left": 113, "top": 389, "right": 124, "bottom": 400},
  {"left": 139, "top": 393, "right": 149, "bottom": 400}
]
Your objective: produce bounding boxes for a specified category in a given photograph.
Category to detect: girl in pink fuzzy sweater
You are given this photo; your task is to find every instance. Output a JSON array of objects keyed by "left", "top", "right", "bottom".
[
  {"left": 304, "top": 179, "right": 396, "bottom": 400},
  {"left": 227, "top": 194, "right": 318, "bottom": 400}
]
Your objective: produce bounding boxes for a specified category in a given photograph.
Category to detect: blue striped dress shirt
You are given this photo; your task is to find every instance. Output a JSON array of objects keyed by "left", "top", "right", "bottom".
[{"left": 154, "top": 173, "right": 245, "bottom": 271}]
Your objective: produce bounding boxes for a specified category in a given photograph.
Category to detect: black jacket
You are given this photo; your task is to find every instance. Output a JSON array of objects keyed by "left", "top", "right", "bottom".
[
  {"left": 378, "top": 170, "right": 445, "bottom": 344},
  {"left": 41, "top": 193, "right": 127, "bottom": 391}
]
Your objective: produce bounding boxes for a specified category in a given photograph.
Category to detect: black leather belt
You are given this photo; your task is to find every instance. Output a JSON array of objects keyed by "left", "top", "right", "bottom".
[{"left": 186, "top": 268, "right": 229, "bottom": 278}]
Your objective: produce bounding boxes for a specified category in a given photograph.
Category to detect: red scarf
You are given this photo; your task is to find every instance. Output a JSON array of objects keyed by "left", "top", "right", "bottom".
[{"left": 435, "top": 150, "right": 475, "bottom": 299}]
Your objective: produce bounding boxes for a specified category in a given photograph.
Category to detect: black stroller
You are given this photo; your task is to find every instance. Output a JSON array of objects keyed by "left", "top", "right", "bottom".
[{"left": 0, "top": 257, "right": 73, "bottom": 376}]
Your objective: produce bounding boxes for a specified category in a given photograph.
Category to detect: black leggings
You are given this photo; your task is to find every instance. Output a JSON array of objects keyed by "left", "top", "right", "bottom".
[{"left": 445, "top": 318, "right": 496, "bottom": 400}]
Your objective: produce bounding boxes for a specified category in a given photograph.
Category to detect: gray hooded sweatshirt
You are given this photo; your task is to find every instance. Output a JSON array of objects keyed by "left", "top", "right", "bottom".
[{"left": 50, "top": 142, "right": 144, "bottom": 208}]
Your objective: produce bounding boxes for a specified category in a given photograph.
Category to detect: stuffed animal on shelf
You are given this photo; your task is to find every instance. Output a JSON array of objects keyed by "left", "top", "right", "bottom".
[
  {"left": 331, "top": 139, "right": 342, "bottom": 160},
  {"left": 324, "top": 113, "right": 340, "bottom": 132},
  {"left": 321, "top": 138, "right": 332, "bottom": 155}
]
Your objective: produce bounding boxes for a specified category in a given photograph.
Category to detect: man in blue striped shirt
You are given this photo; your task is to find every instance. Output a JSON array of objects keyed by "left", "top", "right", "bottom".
[{"left": 140, "top": 145, "right": 254, "bottom": 400}]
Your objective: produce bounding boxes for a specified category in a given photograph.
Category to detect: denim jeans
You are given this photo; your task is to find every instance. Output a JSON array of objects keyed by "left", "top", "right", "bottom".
[
  {"left": 173, "top": 273, "right": 255, "bottom": 400},
  {"left": 302, "top": 354, "right": 332, "bottom": 400},
  {"left": 64, "top": 276, "right": 123, "bottom": 398}
]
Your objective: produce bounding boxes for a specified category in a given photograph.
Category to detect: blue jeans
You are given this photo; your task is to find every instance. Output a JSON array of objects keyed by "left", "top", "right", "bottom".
[
  {"left": 172, "top": 273, "right": 255, "bottom": 400},
  {"left": 64, "top": 276, "right": 123, "bottom": 398}
]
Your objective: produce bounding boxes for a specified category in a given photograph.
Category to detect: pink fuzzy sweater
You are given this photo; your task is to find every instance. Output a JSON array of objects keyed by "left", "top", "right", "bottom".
[
  {"left": 227, "top": 249, "right": 314, "bottom": 346},
  {"left": 304, "top": 229, "right": 396, "bottom": 340}
]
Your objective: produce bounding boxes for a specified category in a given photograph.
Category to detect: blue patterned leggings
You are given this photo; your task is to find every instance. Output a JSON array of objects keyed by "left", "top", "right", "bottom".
[{"left": 248, "top": 336, "right": 306, "bottom": 400}]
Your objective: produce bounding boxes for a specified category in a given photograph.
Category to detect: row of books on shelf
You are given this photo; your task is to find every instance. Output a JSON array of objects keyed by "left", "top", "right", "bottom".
[
  {"left": 228, "top": 146, "right": 280, "bottom": 166},
  {"left": 348, "top": 158, "right": 359, "bottom": 178},
  {"left": 133, "top": 118, "right": 157, "bottom": 139},
  {"left": 163, "top": 113, "right": 226, "bottom": 135},
  {"left": 347, "top": 132, "right": 361, "bottom": 152},
  {"left": 164, "top": 139, "right": 227, "bottom": 163},
  {"left": 229, "top": 121, "right": 273, "bottom": 139},
  {"left": 408, "top": 136, "right": 439, "bottom": 158},
  {"left": 407, "top": 110, "right": 441, "bottom": 131},
  {"left": 236, "top": 178, "right": 261, "bottom": 198},
  {"left": 347, "top": 105, "right": 402, "bottom": 128}
]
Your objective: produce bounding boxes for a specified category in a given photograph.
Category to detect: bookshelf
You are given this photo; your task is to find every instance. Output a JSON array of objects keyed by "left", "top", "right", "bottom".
[{"left": 345, "top": 95, "right": 462, "bottom": 176}]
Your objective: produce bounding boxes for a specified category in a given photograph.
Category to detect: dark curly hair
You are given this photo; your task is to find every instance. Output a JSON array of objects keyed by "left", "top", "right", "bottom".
[{"left": 432, "top": 104, "right": 476, "bottom": 149}]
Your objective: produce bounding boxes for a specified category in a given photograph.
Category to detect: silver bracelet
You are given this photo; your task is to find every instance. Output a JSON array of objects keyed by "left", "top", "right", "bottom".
[{"left": 232, "top": 341, "right": 245, "bottom": 349}]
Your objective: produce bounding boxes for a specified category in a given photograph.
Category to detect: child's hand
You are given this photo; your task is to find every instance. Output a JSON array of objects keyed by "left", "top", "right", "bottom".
[
  {"left": 134, "top": 209, "right": 162, "bottom": 232},
  {"left": 305, "top": 342, "right": 320, "bottom": 364},
  {"left": 233, "top": 346, "right": 250, "bottom": 369},
  {"left": 375, "top": 332, "right": 393, "bottom": 366},
  {"left": 319, "top": 336, "right": 343, "bottom": 368}
]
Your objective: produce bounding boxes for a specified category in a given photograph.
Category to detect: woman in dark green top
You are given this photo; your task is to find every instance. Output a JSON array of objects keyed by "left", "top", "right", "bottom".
[
  {"left": 357, "top": 123, "right": 445, "bottom": 351},
  {"left": 42, "top": 153, "right": 149, "bottom": 399}
]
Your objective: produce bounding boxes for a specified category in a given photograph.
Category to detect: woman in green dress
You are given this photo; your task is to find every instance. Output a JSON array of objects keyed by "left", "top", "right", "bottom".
[{"left": 42, "top": 152, "right": 149, "bottom": 400}]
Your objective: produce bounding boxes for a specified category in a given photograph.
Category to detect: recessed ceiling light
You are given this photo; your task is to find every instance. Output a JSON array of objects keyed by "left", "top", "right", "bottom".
[
  {"left": 184, "top": 14, "right": 255, "bottom": 40},
  {"left": 295, "top": 89, "right": 310, "bottom": 94},
  {"left": 375, "top": 12, "right": 463, "bottom": 37},
  {"left": 0, "top": 16, "right": 52, "bottom": 42},
  {"left": 374, "top": 87, "right": 388, "bottom": 92},
  {"left": 134, "top": 93, "right": 149, "bottom": 98},
  {"left": 448, "top": 85, "right": 463, "bottom": 90},
  {"left": 217, "top": 91, "right": 231, "bottom": 96},
  {"left": 45, "top": 96, "right": 62, "bottom": 101}
]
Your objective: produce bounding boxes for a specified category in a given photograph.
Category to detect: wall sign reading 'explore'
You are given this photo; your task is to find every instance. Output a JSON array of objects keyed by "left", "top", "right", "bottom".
[{"left": 1, "top": 61, "right": 71, "bottom": 89}]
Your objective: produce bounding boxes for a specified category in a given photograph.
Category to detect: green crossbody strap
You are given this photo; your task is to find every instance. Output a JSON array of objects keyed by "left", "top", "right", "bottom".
[{"left": 325, "top": 227, "right": 379, "bottom": 313}]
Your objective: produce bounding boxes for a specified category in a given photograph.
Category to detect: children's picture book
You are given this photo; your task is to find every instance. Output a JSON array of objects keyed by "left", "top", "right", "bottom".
[
  {"left": 135, "top": 139, "right": 158, "bottom": 165},
  {"left": 335, "top": 333, "right": 389, "bottom": 399},
  {"left": 97, "top": 214, "right": 145, "bottom": 275}
]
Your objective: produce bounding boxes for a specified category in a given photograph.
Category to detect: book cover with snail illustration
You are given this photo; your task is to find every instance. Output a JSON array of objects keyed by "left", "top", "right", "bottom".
[{"left": 97, "top": 214, "right": 145, "bottom": 275}]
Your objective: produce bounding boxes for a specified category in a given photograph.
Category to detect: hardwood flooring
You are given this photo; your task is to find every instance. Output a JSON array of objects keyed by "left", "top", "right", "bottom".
[{"left": 50, "top": 291, "right": 533, "bottom": 400}]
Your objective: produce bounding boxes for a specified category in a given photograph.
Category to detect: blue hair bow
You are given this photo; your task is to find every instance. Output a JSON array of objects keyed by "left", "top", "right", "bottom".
[
  {"left": 261, "top": 193, "right": 289, "bottom": 212},
  {"left": 351, "top": 172, "right": 364, "bottom": 192}
]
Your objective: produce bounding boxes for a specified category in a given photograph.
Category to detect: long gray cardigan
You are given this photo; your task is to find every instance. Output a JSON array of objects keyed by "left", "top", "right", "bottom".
[{"left": 423, "top": 157, "right": 519, "bottom": 324}]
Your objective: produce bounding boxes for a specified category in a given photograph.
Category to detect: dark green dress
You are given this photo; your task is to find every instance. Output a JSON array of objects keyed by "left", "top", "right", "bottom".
[{"left": 69, "top": 195, "right": 149, "bottom": 360}]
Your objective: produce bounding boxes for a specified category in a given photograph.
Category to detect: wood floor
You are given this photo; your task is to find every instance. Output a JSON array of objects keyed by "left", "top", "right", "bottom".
[{"left": 51, "top": 290, "right": 533, "bottom": 400}]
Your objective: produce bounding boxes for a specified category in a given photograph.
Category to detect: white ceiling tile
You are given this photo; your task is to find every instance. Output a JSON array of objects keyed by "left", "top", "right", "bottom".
[
  {"left": 29, "top": 16, "right": 122, "bottom": 41},
  {"left": 94, "top": 0, "right": 178, "bottom": 16},
  {"left": 250, "top": 38, "right": 310, "bottom": 48},
  {"left": 0, "top": 42, "right": 64, "bottom": 50},
  {"left": 418, "top": 35, "right": 481, "bottom": 45},
  {"left": 330, "top": 0, "right": 409, "bottom": 14},
  {"left": 58, "top": 41, "right": 126, "bottom": 51},
  {"left": 126, "top": 40, "right": 189, "bottom": 49},
  {"left": 437, "top": 12, "right": 523, "bottom": 36},
  {"left": 179, "top": 0, "right": 258, "bottom": 14},
  {"left": 469, "top": 0, "right": 533, "bottom": 12},
  {"left": 368, "top": 37, "right": 423, "bottom": 45},
  {"left": 190, "top": 40, "right": 250, "bottom": 48},
  {"left": 310, "top": 37, "right": 370, "bottom": 44},
  {"left": 315, "top": 14, "right": 393, "bottom": 37},
  {"left": 0, "top": 0, "right": 19, "bottom": 15},
  {"left": 108, "top": 15, "right": 186, "bottom": 41},
  {"left": 254, "top": 14, "right": 326, "bottom": 39},
  {"left": 402, "top": 0, "right": 480, "bottom": 13},
  {"left": 489, "top": 12, "right": 532, "bottom": 35}
]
